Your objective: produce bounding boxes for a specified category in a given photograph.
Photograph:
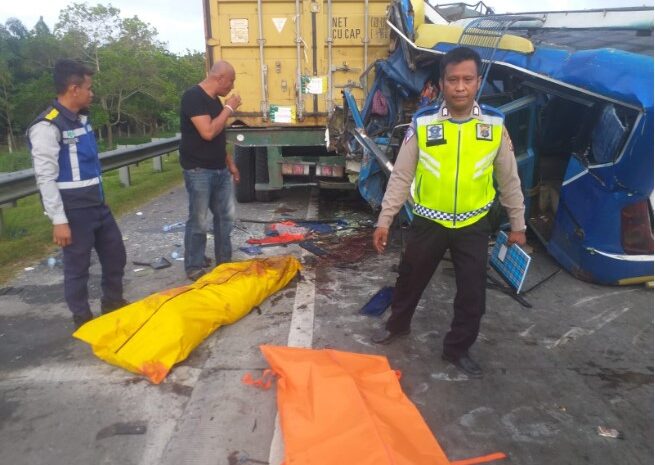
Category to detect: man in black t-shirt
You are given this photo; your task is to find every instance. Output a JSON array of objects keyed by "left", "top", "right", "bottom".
[{"left": 179, "top": 60, "right": 242, "bottom": 280}]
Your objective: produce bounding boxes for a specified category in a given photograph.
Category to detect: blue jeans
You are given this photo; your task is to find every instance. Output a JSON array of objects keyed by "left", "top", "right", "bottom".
[{"left": 183, "top": 168, "right": 235, "bottom": 273}]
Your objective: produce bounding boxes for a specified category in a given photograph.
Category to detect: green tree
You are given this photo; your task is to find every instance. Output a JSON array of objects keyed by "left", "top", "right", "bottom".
[
  {"left": 55, "top": 3, "right": 122, "bottom": 71},
  {"left": 0, "top": 20, "right": 26, "bottom": 152},
  {"left": 54, "top": 3, "right": 172, "bottom": 146},
  {"left": 0, "top": 3, "right": 206, "bottom": 157}
]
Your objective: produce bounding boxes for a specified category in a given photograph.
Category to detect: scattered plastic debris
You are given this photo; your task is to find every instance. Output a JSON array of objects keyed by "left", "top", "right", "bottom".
[
  {"left": 597, "top": 426, "right": 623, "bottom": 439},
  {"left": 265, "top": 221, "right": 309, "bottom": 237},
  {"left": 240, "top": 246, "right": 264, "bottom": 256},
  {"left": 233, "top": 223, "right": 250, "bottom": 233},
  {"left": 247, "top": 233, "right": 306, "bottom": 246},
  {"left": 132, "top": 257, "right": 172, "bottom": 270},
  {"left": 297, "top": 221, "right": 335, "bottom": 234},
  {"left": 136, "top": 212, "right": 143, "bottom": 216},
  {"left": 133, "top": 268, "right": 154, "bottom": 277},
  {"left": 24, "top": 267, "right": 35, "bottom": 272},
  {"left": 298, "top": 241, "right": 328, "bottom": 257},
  {"left": 360, "top": 286, "right": 394, "bottom": 316},
  {"left": 237, "top": 216, "right": 373, "bottom": 264},
  {"left": 162, "top": 221, "right": 185, "bottom": 232},
  {"left": 171, "top": 245, "right": 183, "bottom": 260}
]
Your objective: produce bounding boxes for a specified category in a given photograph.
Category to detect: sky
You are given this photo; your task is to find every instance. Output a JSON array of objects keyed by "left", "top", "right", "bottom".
[{"left": 2, "top": 0, "right": 654, "bottom": 55}]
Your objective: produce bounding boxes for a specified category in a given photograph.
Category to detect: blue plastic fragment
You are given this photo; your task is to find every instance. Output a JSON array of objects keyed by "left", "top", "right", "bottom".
[
  {"left": 297, "top": 222, "right": 334, "bottom": 234},
  {"left": 298, "top": 241, "right": 329, "bottom": 256},
  {"left": 360, "top": 286, "right": 394, "bottom": 316},
  {"left": 239, "top": 246, "right": 264, "bottom": 256}
]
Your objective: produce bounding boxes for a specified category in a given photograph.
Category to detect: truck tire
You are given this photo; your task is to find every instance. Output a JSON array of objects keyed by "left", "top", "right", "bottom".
[
  {"left": 254, "top": 147, "right": 279, "bottom": 202},
  {"left": 234, "top": 146, "right": 255, "bottom": 203}
]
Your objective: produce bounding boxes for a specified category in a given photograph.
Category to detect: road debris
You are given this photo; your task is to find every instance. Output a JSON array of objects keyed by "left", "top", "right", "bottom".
[
  {"left": 227, "top": 450, "right": 269, "bottom": 465},
  {"left": 298, "top": 241, "right": 328, "bottom": 257},
  {"left": 597, "top": 426, "right": 624, "bottom": 439},
  {"left": 96, "top": 421, "right": 147, "bottom": 440},
  {"left": 360, "top": 286, "right": 394, "bottom": 316},
  {"left": 247, "top": 233, "right": 307, "bottom": 246},
  {"left": 240, "top": 246, "right": 264, "bottom": 256},
  {"left": 162, "top": 221, "right": 185, "bottom": 232},
  {"left": 132, "top": 257, "right": 172, "bottom": 270}
]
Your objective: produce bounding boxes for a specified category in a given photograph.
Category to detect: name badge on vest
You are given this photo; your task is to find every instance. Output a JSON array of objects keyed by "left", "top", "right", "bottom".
[
  {"left": 476, "top": 123, "right": 493, "bottom": 141},
  {"left": 63, "top": 130, "right": 78, "bottom": 145},
  {"left": 426, "top": 124, "right": 446, "bottom": 146}
]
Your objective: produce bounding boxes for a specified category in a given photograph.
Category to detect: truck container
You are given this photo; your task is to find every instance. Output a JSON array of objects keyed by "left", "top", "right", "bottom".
[{"left": 203, "top": 0, "right": 392, "bottom": 201}]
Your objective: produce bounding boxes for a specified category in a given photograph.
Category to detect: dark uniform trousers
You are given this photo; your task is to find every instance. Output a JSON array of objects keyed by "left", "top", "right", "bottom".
[
  {"left": 63, "top": 204, "right": 126, "bottom": 316},
  {"left": 385, "top": 214, "right": 490, "bottom": 358}
]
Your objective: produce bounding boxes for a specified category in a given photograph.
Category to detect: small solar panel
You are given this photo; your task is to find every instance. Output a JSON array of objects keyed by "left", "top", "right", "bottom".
[{"left": 489, "top": 231, "right": 531, "bottom": 293}]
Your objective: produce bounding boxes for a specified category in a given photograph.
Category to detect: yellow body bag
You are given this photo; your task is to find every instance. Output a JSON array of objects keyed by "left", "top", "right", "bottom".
[{"left": 74, "top": 256, "right": 301, "bottom": 383}]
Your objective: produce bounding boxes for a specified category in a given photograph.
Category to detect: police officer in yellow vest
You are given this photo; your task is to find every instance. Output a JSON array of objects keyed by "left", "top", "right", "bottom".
[{"left": 371, "top": 46, "right": 526, "bottom": 378}]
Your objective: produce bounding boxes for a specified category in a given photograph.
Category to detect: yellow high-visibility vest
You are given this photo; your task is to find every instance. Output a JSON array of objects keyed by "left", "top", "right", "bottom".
[{"left": 413, "top": 106, "right": 503, "bottom": 228}]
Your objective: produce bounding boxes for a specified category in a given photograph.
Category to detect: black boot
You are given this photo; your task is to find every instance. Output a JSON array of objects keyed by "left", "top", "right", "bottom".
[
  {"left": 100, "top": 298, "right": 130, "bottom": 314},
  {"left": 441, "top": 352, "right": 483, "bottom": 378},
  {"left": 73, "top": 311, "right": 93, "bottom": 329}
]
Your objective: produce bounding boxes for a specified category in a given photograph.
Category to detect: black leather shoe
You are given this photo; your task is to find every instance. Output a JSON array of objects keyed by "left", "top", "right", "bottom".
[
  {"left": 186, "top": 268, "right": 205, "bottom": 281},
  {"left": 73, "top": 311, "right": 93, "bottom": 329},
  {"left": 441, "top": 353, "right": 483, "bottom": 378},
  {"left": 370, "top": 328, "right": 411, "bottom": 345},
  {"left": 101, "top": 298, "right": 130, "bottom": 314}
]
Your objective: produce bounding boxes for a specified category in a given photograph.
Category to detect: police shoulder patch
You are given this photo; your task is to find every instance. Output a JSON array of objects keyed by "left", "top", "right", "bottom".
[
  {"left": 45, "top": 108, "right": 59, "bottom": 121},
  {"left": 403, "top": 124, "right": 416, "bottom": 143}
]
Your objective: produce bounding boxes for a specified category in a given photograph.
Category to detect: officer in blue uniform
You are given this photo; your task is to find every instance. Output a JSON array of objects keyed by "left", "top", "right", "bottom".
[{"left": 28, "top": 59, "right": 128, "bottom": 328}]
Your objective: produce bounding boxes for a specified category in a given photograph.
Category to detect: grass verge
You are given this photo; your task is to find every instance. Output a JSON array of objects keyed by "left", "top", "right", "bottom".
[{"left": 0, "top": 153, "right": 183, "bottom": 284}]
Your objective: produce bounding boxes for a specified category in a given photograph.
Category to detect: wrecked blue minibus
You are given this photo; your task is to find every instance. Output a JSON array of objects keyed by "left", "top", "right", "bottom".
[{"left": 329, "top": 4, "right": 654, "bottom": 285}]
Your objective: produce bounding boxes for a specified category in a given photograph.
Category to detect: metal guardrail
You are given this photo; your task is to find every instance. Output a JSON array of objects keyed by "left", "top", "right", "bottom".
[{"left": 0, "top": 136, "right": 180, "bottom": 206}]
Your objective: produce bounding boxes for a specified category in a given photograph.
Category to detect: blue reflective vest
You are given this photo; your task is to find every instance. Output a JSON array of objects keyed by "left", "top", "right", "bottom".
[{"left": 30, "top": 100, "right": 104, "bottom": 208}]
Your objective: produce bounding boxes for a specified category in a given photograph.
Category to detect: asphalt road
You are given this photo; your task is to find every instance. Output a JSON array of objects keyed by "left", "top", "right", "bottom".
[{"left": 0, "top": 185, "right": 652, "bottom": 465}]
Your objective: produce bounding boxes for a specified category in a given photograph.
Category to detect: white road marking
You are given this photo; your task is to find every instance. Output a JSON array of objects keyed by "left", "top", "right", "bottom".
[
  {"left": 430, "top": 372, "right": 470, "bottom": 382},
  {"left": 352, "top": 333, "right": 375, "bottom": 347},
  {"left": 268, "top": 189, "right": 318, "bottom": 465},
  {"left": 547, "top": 306, "right": 632, "bottom": 349},
  {"left": 1, "top": 362, "right": 197, "bottom": 465},
  {"left": 573, "top": 288, "right": 639, "bottom": 307},
  {"left": 501, "top": 406, "right": 560, "bottom": 443},
  {"left": 520, "top": 324, "right": 536, "bottom": 337},
  {"left": 0, "top": 363, "right": 135, "bottom": 386}
]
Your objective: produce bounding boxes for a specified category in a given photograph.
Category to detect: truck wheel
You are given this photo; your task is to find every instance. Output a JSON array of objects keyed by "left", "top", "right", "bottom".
[
  {"left": 254, "top": 147, "right": 279, "bottom": 202},
  {"left": 234, "top": 146, "right": 255, "bottom": 203}
]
